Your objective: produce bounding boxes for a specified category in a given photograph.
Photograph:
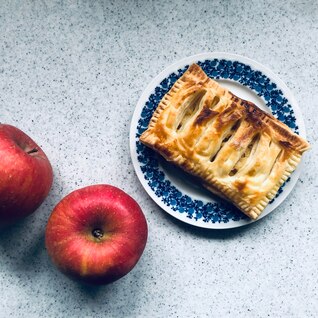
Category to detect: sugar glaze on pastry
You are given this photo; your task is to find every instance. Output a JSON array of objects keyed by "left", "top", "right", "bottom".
[{"left": 140, "top": 64, "right": 310, "bottom": 219}]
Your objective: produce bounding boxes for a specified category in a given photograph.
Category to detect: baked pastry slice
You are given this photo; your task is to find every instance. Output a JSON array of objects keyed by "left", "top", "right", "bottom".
[{"left": 140, "top": 64, "right": 310, "bottom": 219}]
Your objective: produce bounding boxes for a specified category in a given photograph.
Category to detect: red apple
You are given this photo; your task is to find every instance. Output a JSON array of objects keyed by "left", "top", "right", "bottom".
[
  {"left": 45, "top": 184, "right": 148, "bottom": 285},
  {"left": 0, "top": 124, "right": 53, "bottom": 227}
]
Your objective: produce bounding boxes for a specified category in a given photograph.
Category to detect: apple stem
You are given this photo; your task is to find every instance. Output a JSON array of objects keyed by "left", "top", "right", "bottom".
[
  {"left": 92, "top": 229, "right": 104, "bottom": 240},
  {"left": 27, "top": 148, "right": 38, "bottom": 155}
]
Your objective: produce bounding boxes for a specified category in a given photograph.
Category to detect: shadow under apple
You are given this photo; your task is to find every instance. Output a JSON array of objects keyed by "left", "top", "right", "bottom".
[{"left": 0, "top": 212, "right": 47, "bottom": 272}]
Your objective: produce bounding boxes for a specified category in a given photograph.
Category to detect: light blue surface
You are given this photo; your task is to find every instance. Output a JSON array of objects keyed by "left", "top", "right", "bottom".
[{"left": 0, "top": 1, "right": 317, "bottom": 317}]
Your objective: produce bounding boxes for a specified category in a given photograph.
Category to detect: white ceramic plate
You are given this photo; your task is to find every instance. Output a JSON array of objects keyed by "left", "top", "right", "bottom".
[{"left": 130, "top": 52, "right": 307, "bottom": 229}]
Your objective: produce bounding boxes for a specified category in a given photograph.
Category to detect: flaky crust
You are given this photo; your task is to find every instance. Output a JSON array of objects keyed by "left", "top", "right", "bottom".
[{"left": 140, "top": 64, "right": 310, "bottom": 219}]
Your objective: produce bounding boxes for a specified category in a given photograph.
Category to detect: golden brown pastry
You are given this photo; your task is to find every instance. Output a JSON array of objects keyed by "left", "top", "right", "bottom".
[{"left": 140, "top": 64, "right": 310, "bottom": 219}]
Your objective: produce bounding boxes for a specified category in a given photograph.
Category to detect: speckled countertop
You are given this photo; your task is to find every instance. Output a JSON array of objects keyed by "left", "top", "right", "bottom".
[{"left": 0, "top": 1, "right": 317, "bottom": 317}]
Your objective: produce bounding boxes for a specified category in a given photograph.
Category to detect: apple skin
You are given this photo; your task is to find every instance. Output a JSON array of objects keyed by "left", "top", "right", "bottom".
[
  {"left": 0, "top": 124, "right": 53, "bottom": 227},
  {"left": 45, "top": 184, "right": 148, "bottom": 285}
]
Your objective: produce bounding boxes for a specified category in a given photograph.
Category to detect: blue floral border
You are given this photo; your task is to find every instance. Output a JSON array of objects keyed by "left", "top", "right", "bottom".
[{"left": 135, "top": 59, "right": 298, "bottom": 224}]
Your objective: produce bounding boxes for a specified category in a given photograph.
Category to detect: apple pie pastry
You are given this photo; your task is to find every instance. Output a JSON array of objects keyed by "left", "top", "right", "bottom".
[{"left": 140, "top": 64, "right": 310, "bottom": 219}]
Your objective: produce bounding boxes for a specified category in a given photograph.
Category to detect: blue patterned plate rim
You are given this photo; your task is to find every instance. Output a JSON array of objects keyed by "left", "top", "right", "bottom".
[{"left": 130, "top": 52, "right": 307, "bottom": 229}]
